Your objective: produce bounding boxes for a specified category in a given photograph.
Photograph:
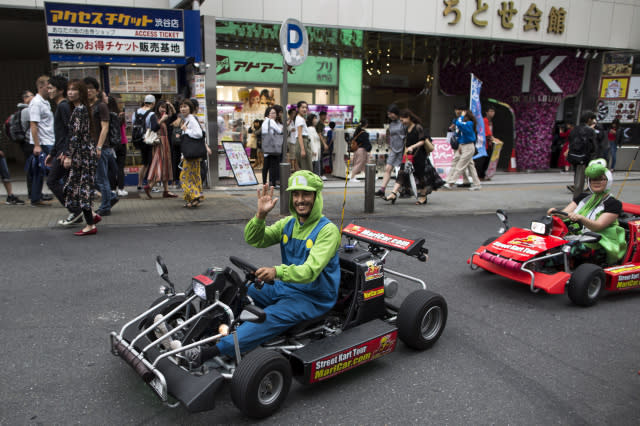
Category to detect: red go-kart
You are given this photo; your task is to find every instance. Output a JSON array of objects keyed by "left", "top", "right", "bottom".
[{"left": 468, "top": 202, "right": 640, "bottom": 306}]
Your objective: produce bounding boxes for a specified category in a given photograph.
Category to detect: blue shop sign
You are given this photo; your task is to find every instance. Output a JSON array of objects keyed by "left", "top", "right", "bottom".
[{"left": 44, "top": 2, "right": 201, "bottom": 65}]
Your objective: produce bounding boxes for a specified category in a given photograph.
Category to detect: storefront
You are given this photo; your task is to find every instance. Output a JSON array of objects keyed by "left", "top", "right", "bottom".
[{"left": 44, "top": 2, "right": 202, "bottom": 183}]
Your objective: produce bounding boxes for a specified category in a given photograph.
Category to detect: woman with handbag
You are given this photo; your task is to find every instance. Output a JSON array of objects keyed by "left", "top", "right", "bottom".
[
  {"left": 383, "top": 110, "right": 441, "bottom": 205},
  {"left": 169, "top": 105, "right": 183, "bottom": 188},
  {"left": 348, "top": 119, "right": 371, "bottom": 182},
  {"left": 179, "top": 99, "right": 209, "bottom": 208},
  {"left": 143, "top": 100, "right": 178, "bottom": 199},
  {"left": 261, "top": 106, "right": 283, "bottom": 187}
]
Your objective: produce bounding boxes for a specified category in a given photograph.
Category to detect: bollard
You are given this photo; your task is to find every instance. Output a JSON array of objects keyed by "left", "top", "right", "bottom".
[
  {"left": 364, "top": 163, "right": 375, "bottom": 213},
  {"left": 279, "top": 162, "right": 291, "bottom": 215}
]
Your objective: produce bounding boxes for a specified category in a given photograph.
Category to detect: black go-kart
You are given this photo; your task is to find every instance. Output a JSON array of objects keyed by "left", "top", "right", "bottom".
[{"left": 110, "top": 223, "right": 447, "bottom": 418}]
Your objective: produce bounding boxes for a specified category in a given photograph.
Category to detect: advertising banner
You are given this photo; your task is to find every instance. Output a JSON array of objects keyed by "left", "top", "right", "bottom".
[
  {"left": 470, "top": 73, "right": 487, "bottom": 159},
  {"left": 431, "top": 137, "right": 455, "bottom": 180},
  {"left": 44, "top": 2, "right": 185, "bottom": 57},
  {"left": 216, "top": 49, "right": 337, "bottom": 86}
]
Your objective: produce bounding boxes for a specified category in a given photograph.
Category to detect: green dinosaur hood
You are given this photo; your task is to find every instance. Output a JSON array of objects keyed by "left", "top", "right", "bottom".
[{"left": 287, "top": 170, "right": 324, "bottom": 225}]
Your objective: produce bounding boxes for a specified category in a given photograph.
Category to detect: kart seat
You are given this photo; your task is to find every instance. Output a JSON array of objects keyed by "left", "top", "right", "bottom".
[{"left": 285, "top": 313, "right": 330, "bottom": 337}]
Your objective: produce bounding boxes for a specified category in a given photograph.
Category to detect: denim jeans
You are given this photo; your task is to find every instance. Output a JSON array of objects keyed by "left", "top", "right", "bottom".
[
  {"left": 0, "top": 156, "right": 10, "bottom": 182},
  {"left": 96, "top": 147, "right": 116, "bottom": 211},
  {"left": 26, "top": 145, "right": 50, "bottom": 203},
  {"left": 609, "top": 142, "right": 617, "bottom": 169}
]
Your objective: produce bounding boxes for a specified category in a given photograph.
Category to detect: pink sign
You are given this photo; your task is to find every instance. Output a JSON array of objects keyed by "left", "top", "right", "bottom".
[{"left": 431, "top": 137, "right": 455, "bottom": 179}]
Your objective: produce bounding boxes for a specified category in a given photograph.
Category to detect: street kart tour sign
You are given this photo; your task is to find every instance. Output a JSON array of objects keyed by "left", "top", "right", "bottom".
[
  {"left": 44, "top": 2, "right": 185, "bottom": 57},
  {"left": 279, "top": 18, "right": 308, "bottom": 66}
]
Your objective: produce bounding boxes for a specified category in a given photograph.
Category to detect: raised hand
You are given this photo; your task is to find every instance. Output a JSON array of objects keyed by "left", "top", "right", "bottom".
[{"left": 256, "top": 183, "right": 278, "bottom": 220}]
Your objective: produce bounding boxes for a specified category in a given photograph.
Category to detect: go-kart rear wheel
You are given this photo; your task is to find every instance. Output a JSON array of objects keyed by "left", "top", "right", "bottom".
[
  {"left": 397, "top": 290, "right": 447, "bottom": 350},
  {"left": 567, "top": 263, "right": 605, "bottom": 307},
  {"left": 231, "top": 348, "right": 292, "bottom": 419}
]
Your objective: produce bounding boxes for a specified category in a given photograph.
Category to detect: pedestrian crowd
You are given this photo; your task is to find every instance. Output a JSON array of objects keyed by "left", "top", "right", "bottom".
[{"left": 2, "top": 74, "right": 216, "bottom": 235}]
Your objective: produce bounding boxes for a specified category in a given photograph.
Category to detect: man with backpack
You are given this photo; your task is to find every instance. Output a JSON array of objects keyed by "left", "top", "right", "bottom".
[
  {"left": 131, "top": 94, "right": 158, "bottom": 191},
  {"left": 567, "top": 110, "right": 597, "bottom": 197}
]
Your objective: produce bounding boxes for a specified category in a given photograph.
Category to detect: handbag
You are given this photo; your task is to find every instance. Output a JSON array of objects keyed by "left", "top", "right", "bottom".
[
  {"left": 261, "top": 120, "right": 283, "bottom": 155},
  {"left": 143, "top": 128, "right": 160, "bottom": 145},
  {"left": 447, "top": 131, "right": 459, "bottom": 150},
  {"left": 181, "top": 121, "right": 207, "bottom": 159},
  {"left": 350, "top": 130, "right": 364, "bottom": 152}
]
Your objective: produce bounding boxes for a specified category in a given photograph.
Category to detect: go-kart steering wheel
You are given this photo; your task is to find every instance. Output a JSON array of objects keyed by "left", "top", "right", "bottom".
[
  {"left": 229, "top": 256, "right": 274, "bottom": 287},
  {"left": 549, "top": 209, "right": 570, "bottom": 218}
]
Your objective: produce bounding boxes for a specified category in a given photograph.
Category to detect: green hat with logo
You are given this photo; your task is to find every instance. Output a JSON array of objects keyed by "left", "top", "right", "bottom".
[{"left": 286, "top": 170, "right": 323, "bottom": 193}]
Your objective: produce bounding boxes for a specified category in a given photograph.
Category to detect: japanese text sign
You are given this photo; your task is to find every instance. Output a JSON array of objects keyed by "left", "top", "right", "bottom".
[{"left": 44, "top": 2, "right": 185, "bottom": 57}]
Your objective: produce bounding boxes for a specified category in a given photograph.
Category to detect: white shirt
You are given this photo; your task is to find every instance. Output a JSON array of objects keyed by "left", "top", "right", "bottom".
[
  {"left": 28, "top": 94, "right": 54, "bottom": 146},
  {"left": 261, "top": 118, "right": 283, "bottom": 135},
  {"left": 182, "top": 114, "right": 203, "bottom": 138},
  {"left": 295, "top": 115, "right": 308, "bottom": 137},
  {"left": 287, "top": 121, "right": 297, "bottom": 145}
]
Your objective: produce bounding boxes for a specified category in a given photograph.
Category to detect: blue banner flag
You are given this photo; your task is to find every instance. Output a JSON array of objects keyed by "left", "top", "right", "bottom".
[{"left": 470, "top": 74, "right": 488, "bottom": 158}]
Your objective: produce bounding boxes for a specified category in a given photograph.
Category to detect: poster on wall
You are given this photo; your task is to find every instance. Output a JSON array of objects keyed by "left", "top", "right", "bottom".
[
  {"left": 627, "top": 77, "right": 640, "bottom": 100},
  {"left": 595, "top": 100, "right": 638, "bottom": 124},
  {"left": 222, "top": 142, "right": 258, "bottom": 186},
  {"left": 602, "top": 53, "right": 633, "bottom": 76},
  {"left": 599, "top": 78, "right": 629, "bottom": 99}
]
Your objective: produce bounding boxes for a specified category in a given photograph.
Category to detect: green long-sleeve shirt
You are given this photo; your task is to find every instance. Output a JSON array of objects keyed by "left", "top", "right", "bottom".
[{"left": 244, "top": 215, "right": 341, "bottom": 284}]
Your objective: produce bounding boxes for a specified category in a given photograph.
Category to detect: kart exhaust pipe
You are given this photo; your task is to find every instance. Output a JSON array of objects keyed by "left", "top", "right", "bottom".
[{"left": 114, "top": 340, "right": 155, "bottom": 383}]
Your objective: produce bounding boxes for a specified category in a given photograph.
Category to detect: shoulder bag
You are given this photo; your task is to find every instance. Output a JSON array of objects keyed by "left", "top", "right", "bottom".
[
  {"left": 181, "top": 120, "right": 207, "bottom": 159},
  {"left": 350, "top": 130, "right": 364, "bottom": 152},
  {"left": 261, "top": 120, "right": 283, "bottom": 155},
  {"left": 143, "top": 128, "right": 160, "bottom": 145}
]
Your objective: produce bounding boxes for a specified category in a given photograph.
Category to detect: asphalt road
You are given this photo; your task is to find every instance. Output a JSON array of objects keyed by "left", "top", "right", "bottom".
[{"left": 1, "top": 214, "right": 639, "bottom": 425}]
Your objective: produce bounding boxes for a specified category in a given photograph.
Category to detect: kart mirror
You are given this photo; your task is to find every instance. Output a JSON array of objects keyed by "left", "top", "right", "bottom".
[
  {"left": 155, "top": 255, "right": 168, "bottom": 278},
  {"left": 239, "top": 305, "right": 266, "bottom": 324},
  {"left": 496, "top": 209, "right": 509, "bottom": 234},
  {"left": 155, "top": 255, "right": 175, "bottom": 295}
]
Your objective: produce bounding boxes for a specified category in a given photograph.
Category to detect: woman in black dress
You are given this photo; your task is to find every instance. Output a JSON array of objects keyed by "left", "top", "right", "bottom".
[
  {"left": 62, "top": 79, "right": 100, "bottom": 235},
  {"left": 384, "top": 109, "right": 442, "bottom": 205}
]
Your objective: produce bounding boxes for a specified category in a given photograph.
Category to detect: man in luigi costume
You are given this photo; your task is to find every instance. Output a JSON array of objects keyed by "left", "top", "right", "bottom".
[
  {"left": 185, "top": 170, "right": 341, "bottom": 364},
  {"left": 548, "top": 158, "right": 627, "bottom": 265}
]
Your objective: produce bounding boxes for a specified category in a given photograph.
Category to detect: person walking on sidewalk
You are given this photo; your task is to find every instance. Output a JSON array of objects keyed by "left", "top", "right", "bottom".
[
  {"left": 62, "top": 80, "right": 101, "bottom": 236},
  {"left": 443, "top": 110, "right": 481, "bottom": 191},
  {"left": 566, "top": 111, "right": 597, "bottom": 197},
  {"left": 295, "top": 101, "right": 312, "bottom": 171},
  {"left": 134, "top": 95, "right": 158, "bottom": 191},
  {"left": 45, "top": 75, "right": 83, "bottom": 226},
  {"left": 179, "top": 99, "right": 209, "bottom": 208},
  {"left": 143, "top": 100, "right": 178, "bottom": 199},
  {"left": 106, "top": 96, "right": 128, "bottom": 197},
  {"left": 28, "top": 75, "right": 55, "bottom": 206},
  {"left": 85, "top": 77, "right": 118, "bottom": 216},
  {"left": 1, "top": 147, "right": 24, "bottom": 205},
  {"left": 376, "top": 105, "right": 405, "bottom": 196},
  {"left": 261, "top": 106, "right": 283, "bottom": 188},
  {"left": 348, "top": 119, "right": 371, "bottom": 182}
]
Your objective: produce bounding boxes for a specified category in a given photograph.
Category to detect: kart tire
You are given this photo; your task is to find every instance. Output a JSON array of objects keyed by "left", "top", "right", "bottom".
[
  {"left": 397, "top": 290, "right": 447, "bottom": 350},
  {"left": 567, "top": 263, "right": 605, "bottom": 307},
  {"left": 231, "top": 348, "right": 292, "bottom": 419}
]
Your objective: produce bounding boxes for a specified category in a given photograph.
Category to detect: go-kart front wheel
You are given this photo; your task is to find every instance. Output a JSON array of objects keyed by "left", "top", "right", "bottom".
[
  {"left": 231, "top": 348, "right": 292, "bottom": 419},
  {"left": 397, "top": 290, "right": 447, "bottom": 350},
  {"left": 567, "top": 263, "right": 605, "bottom": 307}
]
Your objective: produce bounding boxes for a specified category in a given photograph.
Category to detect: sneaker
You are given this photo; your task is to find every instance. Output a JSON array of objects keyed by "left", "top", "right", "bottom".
[
  {"left": 95, "top": 208, "right": 111, "bottom": 216},
  {"left": 182, "top": 346, "right": 203, "bottom": 367},
  {"left": 321, "top": 175, "right": 328, "bottom": 181},
  {"left": 469, "top": 184, "right": 482, "bottom": 191},
  {"left": 58, "top": 212, "right": 83, "bottom": 226},
  {"left": 442, "top": 183, "right": 452, "bottom": 190},
  {"left": 110, "top": 197, "right": 119, "bottom": 208},
  {"left": 41, "top": 193, "right": 54, "bottom": 201},
  {"left": 152, "top": 187, "right": 161, "bottom": 193},
  {"left": 349, "top": 178, "right": 359, "bottom": 183},
  {"left": 457, "top": 183, "right": 472, "bottom": 188},
  {"left": 117, "top": 189, "right": 128, "bottom": 197},
  {"left": 30, "top": 200, "right": 51, "bottom": 207},
  {"left": 6, "top": 195, "right": 25, "bottom": 205}
]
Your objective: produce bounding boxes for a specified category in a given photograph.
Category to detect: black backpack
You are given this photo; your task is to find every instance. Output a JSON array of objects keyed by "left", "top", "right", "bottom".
[
  {"left": 108, "top": 112, "right": 121, "bottom": 146},
  {"left": 8, "top": 106, "right": 27, "bottom": 143},
  {"left": 567, "top": 125, "right": 593, "bottom": 165},
  {"left": 131, "top": 110, "right": 151, "bottom": 149}
]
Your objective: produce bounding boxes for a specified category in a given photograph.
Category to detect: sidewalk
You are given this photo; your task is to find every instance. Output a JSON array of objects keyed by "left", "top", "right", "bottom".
[{"left": 2, "top": 170, "right": 640, "bottom": 231}]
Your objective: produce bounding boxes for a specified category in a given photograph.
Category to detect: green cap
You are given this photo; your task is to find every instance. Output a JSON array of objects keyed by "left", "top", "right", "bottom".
[{"left": 286, "top": 170, "right": 323, "bottom": 193}]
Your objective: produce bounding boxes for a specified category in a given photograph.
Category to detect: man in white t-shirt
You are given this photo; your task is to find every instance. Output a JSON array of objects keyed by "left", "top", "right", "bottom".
[
  {"left": 28, "top": 75, "right": 55, "bottom": 206},
  {"left": 295, "top": 101, "right": 312, "bottom": 171}
]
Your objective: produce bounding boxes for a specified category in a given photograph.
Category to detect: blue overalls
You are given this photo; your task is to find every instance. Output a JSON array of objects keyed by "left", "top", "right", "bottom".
[{"left": 217, "top": 216, "right": 340, "bottom": 357}]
